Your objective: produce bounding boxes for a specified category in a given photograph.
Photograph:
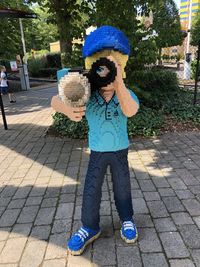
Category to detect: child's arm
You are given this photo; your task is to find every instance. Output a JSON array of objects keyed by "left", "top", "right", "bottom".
[
  {"left": 51, "top": 95, "right": 86, "bottom": 122},
  {"left": 108, "top": 56, "right": 139, "bottom": 117}
]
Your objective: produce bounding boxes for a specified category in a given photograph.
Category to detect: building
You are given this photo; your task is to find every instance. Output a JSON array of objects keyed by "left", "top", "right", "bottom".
[{"left": 180, "top": 0, "right": 200, "bottom": 30}]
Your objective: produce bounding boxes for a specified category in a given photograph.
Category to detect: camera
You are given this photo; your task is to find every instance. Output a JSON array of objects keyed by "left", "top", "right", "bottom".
[{"left": 58, "top": 57, "right": 117, "bottom": 107}]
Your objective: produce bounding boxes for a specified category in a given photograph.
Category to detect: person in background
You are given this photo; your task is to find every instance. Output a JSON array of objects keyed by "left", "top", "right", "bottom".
[{"left": 0, "top": 65, "right": 16, "bottom": 103}]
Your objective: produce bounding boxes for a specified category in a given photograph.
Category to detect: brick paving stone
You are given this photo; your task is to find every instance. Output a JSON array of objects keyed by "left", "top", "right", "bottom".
[
  {"left": 152, "top": 177, "right": 170, "bottom": 188},
  {"left": 143, "top": 191, "right": 160, "bottom": 201},
  {"left": 30, "top": 225, "right": 51, "bottom": 241},
  {"left": 162, "top": 197, "right": 185, "bottom": 212},
  {"left": 169, "top": 259, "right": 195, "bottom": 267},
  {"left": 67, "top": 249, "right": 92, "bottom": 267},
  {"left": 139, "top": 228, "right": 162, "bottom": 253},
  {"left": 41, "top": 197, "right": 58, "bottom": 208},
  {"left": 167, "top": 178, "right": 187, "bottom": 190},
  {"left": 138, "top": 180, "right": 156, "bottom": 192},
  {"left": 93, "top": 237, "right": 116, "bottom": 266},
  {"left": 132, "top": 198, "right": 149, "bottom": 214},
  {"left": 59, "top": 193, "right": 75, "bottom": 203},
  {"left": 100, "top": 201, "right": 111, "bottom": 216},
  {"left": 1, "top": 187, "right": 17, "bottom": 198},
  {"left": 179, "top": 224, "right": 200, "bottom": 249},
  {"left": 45, "top": 232, "right": 68, "bottom": 259},
  {"left": 182, "top": 199, "right": 200, "bottom": 216},
  {"left": 0, "top": 241, "right": 5, "bottom": 254},
  {"left": 0, "top": 263, "right": 18, "bottom": 267},
  {"left": 147, "top": 201, "right": 169, "bottom": 218},
  {"left": 0, "top": 209, "right": 21, "bottom": 227},
  {"left": 0, "top": 207, "right": 5, "bottom": 217},
  {"left": 20, "top": 240, "right": 47, "bottom": 267},
  {"left": 17, "top": 206, "right": 39, "bottom": 223},
  {"left": 42, "top": 259, "right": 66, "bottom": 267},
  {"left": 0, "top": 237, "right": 27, "bottom": 263},
  {"left": 158, "top": 188, "right": 176, "bottom": 197},
  {"left": 171, "top": 212, "right": 194, "bottom": 225},
  {"left": 34, "top": 207, "right": 56, "bottom": 225},
  {"left": 135, "top": 214, "right": 154, "bottom": 228},
  {"left": 29, "top": 187, "right": 46, "bottom": 197},
  {"left": 154, "top": 217, "right": 177, "bottom": 232},
  {"left": 142, "top": 253, "right": 168, "bottom": 267},
  {"left": 0, "top": 228, "right": 10, "bottom": 241},
  {"left": 159, "top": 232, "right": 190, "bottom": 258},
  {"left": 131, "top": 189, "right": 143, "bottom": 198},
  {"left": 7, "top": 199, "right": 26, "bottom": 209},
  {"left": 52, "top": 219, "right": 72, "bottom": 234},
  {"left": 13, "top": 186, "right": 32, "bottom": 199},
  {"left": 100, "top": 216, "right": 113, "bottom": 237},
  {"left": 188, "top": 185, "right": 200, "bottom": 195},
  {"left": 191, "top": 249, "right": 200, "bottom": 266},
  {"left": 117, "top": 246, "right": 142, "bottom": 267},
  {"left": 9, "top": 223, "right": 32, "bottom": 239},
  {"left": 193, "top": 216, "right": 200, "bottom": 229},
  {"left": 55, "top": 203, "right": 74, "bottom": 220},
  {"left": 25, "top": 196, "right": 43, "bottom": 206},
  {"left": 175, "top": 190, "right": 194, "bottom": 200},
  {"left": 0, "top": 197, "right": 11, "bottom": 207}
]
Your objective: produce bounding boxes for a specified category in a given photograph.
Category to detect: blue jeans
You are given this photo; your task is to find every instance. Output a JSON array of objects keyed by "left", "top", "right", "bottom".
[
  {"left": 0, "top": 86, "right": 8, "bottom": 95},
  {"left": 81, "top": 148, "right": 133, "bottom": 230}
]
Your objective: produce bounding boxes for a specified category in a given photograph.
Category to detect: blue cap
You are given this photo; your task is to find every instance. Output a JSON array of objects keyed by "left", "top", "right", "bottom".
[{"left": 83, "top": 25, "right": 130, "bottom": 58}]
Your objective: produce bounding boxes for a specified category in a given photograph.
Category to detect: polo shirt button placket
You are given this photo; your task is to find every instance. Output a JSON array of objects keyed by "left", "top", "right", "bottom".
[{"left": 106, "top": 105, "right": 112, "bottom": 120}]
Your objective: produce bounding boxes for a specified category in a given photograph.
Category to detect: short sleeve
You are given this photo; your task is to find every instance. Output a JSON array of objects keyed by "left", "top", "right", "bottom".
[{"left": 129, "top": 89, "right": 140, "bottom": 106}]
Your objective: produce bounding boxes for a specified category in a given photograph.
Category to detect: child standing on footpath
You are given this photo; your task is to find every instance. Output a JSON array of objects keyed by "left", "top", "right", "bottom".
[
  {"left": 51, "top": 26, "right": 140, "bottom": 255},
  {"left": 0, "top": 65, "right": 16, "bottom": 103}
]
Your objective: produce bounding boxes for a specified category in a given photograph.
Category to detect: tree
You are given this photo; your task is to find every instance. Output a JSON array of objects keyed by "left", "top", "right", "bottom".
[
  {"left": 191, "top": 12, "right": 200, "bottom": 46},
  {"left": 152, "top": 0, "right": 183, "bottom": 63},
  {"left": 0, "top": 0, "right": 30, "bottom": 59},
  {"left": 29, "top": 0, "right": 92, "bottom": 57},
  {"left": 24, "top": 4, "right": 59, "bottom": 51}
]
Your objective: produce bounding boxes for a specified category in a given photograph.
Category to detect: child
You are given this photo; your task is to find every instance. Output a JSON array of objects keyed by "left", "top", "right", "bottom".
[
  {"left": 0, "top": 66, "right": 16, "bottom": 103},
  {"left": 51, "top": 25, "right": 139, "bottom": 255}
]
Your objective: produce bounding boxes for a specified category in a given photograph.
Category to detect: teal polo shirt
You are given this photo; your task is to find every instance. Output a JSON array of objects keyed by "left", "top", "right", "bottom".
[{"left": 85, "top": 89, "right": 139, "bottom": 152}]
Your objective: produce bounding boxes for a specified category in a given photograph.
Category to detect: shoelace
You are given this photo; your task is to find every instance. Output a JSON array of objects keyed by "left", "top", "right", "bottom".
[
  {"left": 123, "top": 221, "right": 135, "bottom": 231},
  {"left": 75, "top": 227, "right": 89, "bottom": 242}
]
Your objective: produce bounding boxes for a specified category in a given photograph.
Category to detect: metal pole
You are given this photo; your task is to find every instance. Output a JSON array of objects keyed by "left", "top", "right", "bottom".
[
  {"left": 184, "top": 0, "right": 193, "bottom": 79},
  {"left": 0, "top": 94, "right": 8, "bottom": 130},
  {"left": 19, "top": 18, "right": 30, "bottom": 90},
  {"left": 193, "top": 40, "right": 200, "bottom": 105}
]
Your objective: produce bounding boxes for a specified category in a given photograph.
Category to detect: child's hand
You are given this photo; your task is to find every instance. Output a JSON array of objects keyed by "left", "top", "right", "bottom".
[{"left": 51, "top": 95, "right": 86, "bottom": 122}]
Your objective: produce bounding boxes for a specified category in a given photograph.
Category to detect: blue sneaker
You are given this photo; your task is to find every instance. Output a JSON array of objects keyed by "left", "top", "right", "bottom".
[
  {"left": 68, "top": 226, "right": 101, "bottom": 255},
  {"left": 120, "top": 220, "right": 138, "bottom": 243}
]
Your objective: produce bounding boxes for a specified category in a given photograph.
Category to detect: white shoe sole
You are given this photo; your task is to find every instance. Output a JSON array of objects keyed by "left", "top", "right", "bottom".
[
  {"left": 120, "top": 230, "right": 139, "bottom": 244},
  {"left": 68, "top": 231, "right": 101, "bottom": 256}
]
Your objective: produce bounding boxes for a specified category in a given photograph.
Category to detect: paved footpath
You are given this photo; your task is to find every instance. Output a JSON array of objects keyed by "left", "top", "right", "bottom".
[{"left": 0, "top": 87, "right": 200, "bottom": 267}]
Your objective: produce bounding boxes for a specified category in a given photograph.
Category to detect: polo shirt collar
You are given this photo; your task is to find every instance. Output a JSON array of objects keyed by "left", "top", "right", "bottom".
[{"left": 95, "top": 90, "right": 119, "bottom": 107}]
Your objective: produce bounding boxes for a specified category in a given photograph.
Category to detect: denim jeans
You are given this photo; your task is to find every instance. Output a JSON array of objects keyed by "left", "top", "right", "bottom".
[{"left": 81, "top": 148, "right": 133, "bottom": 230}]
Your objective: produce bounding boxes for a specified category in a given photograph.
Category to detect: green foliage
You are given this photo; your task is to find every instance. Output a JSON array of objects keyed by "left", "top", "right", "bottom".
[
  {"left": 191, "top": 60, "right": 200, "bottom": 80},
  {"left": 24, "top": 4, "right": 59, "bottom": 51},
  {"left": 28, "top": 57, "right": 47, "bottom": 77},
  {"left": 128, "top": 105, "right": 164, "bottom": 136},
  {"left": 52, "top": 112, "right": 89, "bottom": 139},
  {"left": 152, "top": 0, "right": 183, "bottom": 57},
  {"left": 62, "top": 44, "right": 84, "bottom": 68},
  {"left": 127, "top": 69, "right": 179, "bottom": 109},
  {"left": 191, "top": 12, "right": 200, "bottom": 46},
  {"left": 46, "top": 53, "right": 61, "bottom": 68}
]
